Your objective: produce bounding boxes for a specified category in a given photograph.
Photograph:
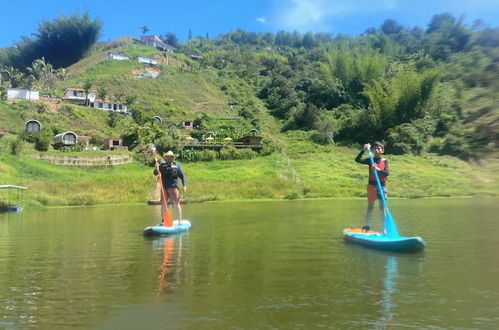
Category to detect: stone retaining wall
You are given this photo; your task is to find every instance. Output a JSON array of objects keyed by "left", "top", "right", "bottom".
[{"left": 29, "top": 153, "right": 133, "bottom": 166}]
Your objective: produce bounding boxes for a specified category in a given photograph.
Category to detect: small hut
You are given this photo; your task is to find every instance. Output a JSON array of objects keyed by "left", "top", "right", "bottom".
[
  {"left": 105, "top": 138, "right": 128, "bottom": 150},
  {"left": 53, "top": 131, "right": 77, "bottom": 148},
  {"left": 25, "top": 120, "right": 42, "bottom": 133},
  {"left": 182, "top": 120, "right": 194, "bottom": 130}
]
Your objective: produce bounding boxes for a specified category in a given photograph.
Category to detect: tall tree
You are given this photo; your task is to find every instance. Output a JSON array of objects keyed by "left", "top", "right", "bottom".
[
  {"left": 9, "top": 12, "right": 101, "bottom": 69},
  {"left": 163, "top": 32, "right": 179, "bottom": 48}
]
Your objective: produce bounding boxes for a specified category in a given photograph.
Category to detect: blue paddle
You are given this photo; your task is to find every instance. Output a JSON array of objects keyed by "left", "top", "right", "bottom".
[{"left": 367, "top": 146, "right": 399, "bottom": 237}]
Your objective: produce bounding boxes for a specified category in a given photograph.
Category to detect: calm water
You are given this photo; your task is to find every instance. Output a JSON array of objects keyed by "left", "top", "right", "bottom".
[{"left": 1, "top": 199, "right": 498, "bottom": 329}]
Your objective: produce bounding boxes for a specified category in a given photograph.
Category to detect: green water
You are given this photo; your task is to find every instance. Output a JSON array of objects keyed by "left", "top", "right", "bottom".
[{"left": 1, "top": 199, "right": 498, "bottom": 329}]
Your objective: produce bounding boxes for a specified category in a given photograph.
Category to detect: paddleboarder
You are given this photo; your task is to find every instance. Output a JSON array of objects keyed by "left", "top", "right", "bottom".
[
  {"left": 153, "top": 151, "right": 187, "bottom": 222},
  {"left": 355, "top": 142, "right": 389, "bottom": 232}
]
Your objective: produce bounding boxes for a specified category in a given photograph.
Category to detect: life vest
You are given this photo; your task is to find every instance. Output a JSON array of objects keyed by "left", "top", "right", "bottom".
[
  {"left": 368, "top": 158, "right": 387, "bottom": 184},
  {"left": 160, "top": 162, "right": 179, "bottom": 179}
]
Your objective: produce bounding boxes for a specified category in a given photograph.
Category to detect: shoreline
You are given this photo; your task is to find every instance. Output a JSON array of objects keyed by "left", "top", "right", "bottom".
[{"left": 14, "top": 194, "right": 493, "bottom": 210}]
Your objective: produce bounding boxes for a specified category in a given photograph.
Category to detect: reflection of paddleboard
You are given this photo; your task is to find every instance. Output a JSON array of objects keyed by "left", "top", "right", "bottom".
[
  {"left": 343, "top": 228, "right": 425, "bottom": 252},
  {"left": 144, "top": 220, "right": 192, "bottom": 236}
]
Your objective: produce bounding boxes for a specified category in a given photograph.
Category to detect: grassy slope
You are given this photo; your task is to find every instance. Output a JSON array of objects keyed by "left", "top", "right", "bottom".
[
  {"left": 1, "top": 41, "right": 498, "bottom": 208},
  {"left": 282, "top": 133, "right": 499, "bottom": 199},
  {"left": 64, "top": 43, "right": 239, "bottom": 121},
  {"left": 1, "top": 131, "right": 498, "bottom": 208}
]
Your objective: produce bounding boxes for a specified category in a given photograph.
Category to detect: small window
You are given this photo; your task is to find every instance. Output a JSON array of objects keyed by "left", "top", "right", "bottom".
[
  {"left": 98, "top": 102, "right": 103, "bottom": 108},
  {"left": 73, "top": 91, "right": 77, "bottom": 96}
]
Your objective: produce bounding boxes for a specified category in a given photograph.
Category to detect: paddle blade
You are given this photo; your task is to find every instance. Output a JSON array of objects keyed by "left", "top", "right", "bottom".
[
  {"left": 163, "top": 208, "right": 173, "bottom": 227},
  {"left": 384, "top": 210, "right": 399, "bottom": 237}
]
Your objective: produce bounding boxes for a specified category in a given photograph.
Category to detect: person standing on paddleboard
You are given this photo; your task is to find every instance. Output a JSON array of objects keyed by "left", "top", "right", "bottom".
[
  {"left": 153, "top": 150, "right": 187, "bottom": 222},
  {"left": 355, "top": 142, "right": 389, "bottom": 232}
]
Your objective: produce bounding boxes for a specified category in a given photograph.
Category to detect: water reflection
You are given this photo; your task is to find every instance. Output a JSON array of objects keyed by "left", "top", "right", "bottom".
[
  {"left": 149, "top": 234, "right": 187, "bottom": 295},
  {"left": 379, "top": 256, "right": 398, "bottom": 328}
]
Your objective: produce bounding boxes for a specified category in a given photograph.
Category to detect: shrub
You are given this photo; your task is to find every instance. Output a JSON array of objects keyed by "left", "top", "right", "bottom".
[
  {"left": 132, "top": 143, "right": 155, "bottom": 165},
  {"left": 60, "top": 145, "right": 83, "bottom": 152},
  {"left": 177, "top": 149, "right": 197, "bottom": 163},
  {"left": 23, "top": 131, "right": 39, "bottom": 143},
  {"left": 196, "top": 149, "right": 218, "bottom": 161},
  {"left": 385, "top": 123, "right": 425, "bottom": 155},
  {"left": 10, "top": 136, "right": 24, "bottom": 156},
  {"left": 219, "top": 146, "right": 238, "bottom": 160},
  {"left": 236, "top": 148, "right": 257, "bottom": 159},
  {"left": 35, "top": 128, "right": 53, "bottom": 151}
]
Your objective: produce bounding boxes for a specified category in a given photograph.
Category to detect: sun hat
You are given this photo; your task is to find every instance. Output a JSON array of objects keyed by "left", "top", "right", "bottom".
[{"left": 164, "top": 150, "right": 176, "bottom": 158}]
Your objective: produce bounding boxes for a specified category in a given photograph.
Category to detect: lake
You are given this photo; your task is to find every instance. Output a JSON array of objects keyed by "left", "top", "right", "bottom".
[{"left": 1, "top": 198, "right": 498, "bottom": 329}]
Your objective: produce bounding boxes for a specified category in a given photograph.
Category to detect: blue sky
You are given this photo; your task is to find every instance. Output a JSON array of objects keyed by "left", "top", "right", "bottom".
[{"left": 1, "top": 0, "right": 499, "bottom": 47}]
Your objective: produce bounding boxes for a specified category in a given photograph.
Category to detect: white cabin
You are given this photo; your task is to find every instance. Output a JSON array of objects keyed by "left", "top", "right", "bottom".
[
  {"left": 54, "top": 131, "right": 77, "bottom": 147},
  {"left": 106, "top": 52, "right": 130, "bottom": 60},
  {"left": 7, "top": 88, "right": 39, "bottom": 101},
  {"left": 63, "top": 88, "right": 96, "bottom": 104},
  {"left": 90, "top": 100, "right": 128, "bottom": 113},
  {"left": 137, "top": 56, "right": 158, "bottom": 65}
]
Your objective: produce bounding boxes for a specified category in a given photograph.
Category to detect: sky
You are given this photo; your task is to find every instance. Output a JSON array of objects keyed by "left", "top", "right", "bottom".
[{"left": 1, "top": 0, "right": 499, "bottom": 47}]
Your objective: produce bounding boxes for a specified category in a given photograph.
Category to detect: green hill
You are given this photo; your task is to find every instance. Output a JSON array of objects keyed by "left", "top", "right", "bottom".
[{"left": 1, "top": 20, "right": 499, "bottom": 208}]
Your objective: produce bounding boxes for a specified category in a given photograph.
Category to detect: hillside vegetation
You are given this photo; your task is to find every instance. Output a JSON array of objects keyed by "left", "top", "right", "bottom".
[{"left": 0, "top": 13, "right": 498, "bottom": 207}]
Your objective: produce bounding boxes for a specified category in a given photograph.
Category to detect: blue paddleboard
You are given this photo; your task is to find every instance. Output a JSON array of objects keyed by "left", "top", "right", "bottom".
[
  {"left": 144, "top": 220, "right": 192, "bottom": 236},
  {"left": 343, "top": 228, "right": 425, "bottom": 252}
]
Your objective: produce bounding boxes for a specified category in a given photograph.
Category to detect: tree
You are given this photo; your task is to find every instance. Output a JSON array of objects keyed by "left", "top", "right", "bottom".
[
  {"left": 140, "top": 25, "right": 149, "bottom": 35},
  {"left": 381, "top": 19, "right": 404, "bottom": 35},
  {"left": 125, "top": 95, "right": 137, "bottom": 106},
  {"left": 14, "top": 12, "right": 101, "bottom": 69},
  {"left": 0, "top": 66, "right": 23, "bottom": 87},
  {"left": 83, "top": 80, "right": 92, "bottom": 106},
  {"left": 426, "top": 13, "right": 456, "bottom": 33},
  {"left": 163, "top": 32, "right": 180, "bottom": 48},
  {"left": 425, "top": 14, "right": 471, "bottom": 60},
  {"left": 97, "top": 87, "right": 107, "bottom": 101}
]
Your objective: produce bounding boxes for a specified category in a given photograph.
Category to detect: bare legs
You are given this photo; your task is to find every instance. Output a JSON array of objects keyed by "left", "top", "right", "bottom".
[
  {"left": 365, "top": 201, "right": 386, "bottom": 229},
  {"left": 160, "top": 188, "right": 183, "bottom": 223}
]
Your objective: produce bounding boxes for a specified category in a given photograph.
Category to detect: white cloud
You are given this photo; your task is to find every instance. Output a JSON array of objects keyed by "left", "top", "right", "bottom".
[
  {"left": 256, "top": 17, "right": 266, "bottom": 23},
  {"left": 272, "top": 0, "right": 398, "bottom": 31}
]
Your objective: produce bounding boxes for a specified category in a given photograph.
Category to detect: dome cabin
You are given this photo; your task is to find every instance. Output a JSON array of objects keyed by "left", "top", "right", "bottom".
[
  {"left": 53, "top": 131, "right": 77, "bottom": 149},
  {"left": 25, "top": 120, "right": 42, "bottom": 133}
]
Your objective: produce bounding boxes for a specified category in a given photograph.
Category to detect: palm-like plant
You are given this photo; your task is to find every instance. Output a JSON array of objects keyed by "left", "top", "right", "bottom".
[{"left": 140, "top": 26, "right": 149, "bottom": 35}]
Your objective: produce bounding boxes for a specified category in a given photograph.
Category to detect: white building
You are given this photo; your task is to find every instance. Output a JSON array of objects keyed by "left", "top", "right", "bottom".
[
  {"left": 137, "top": 56, "right": 158, "bottom": 65},
  {"left": 90, "top": 100, "right": 128, "bottom": 113},
  {"left": 106, "top": 52, "right": 130, "bottom": 60},
  {"left": 140, "top": 35, "right": 176, "bottom": 52},
  {"left": 63, "top": 88, "right": 96, "bottom": 104},
  {"left": 7, "top": 88, "right": 39, "bottom": 101},
  {"left": 135, "top": 72, "right": 159, "bottom": 79}
]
